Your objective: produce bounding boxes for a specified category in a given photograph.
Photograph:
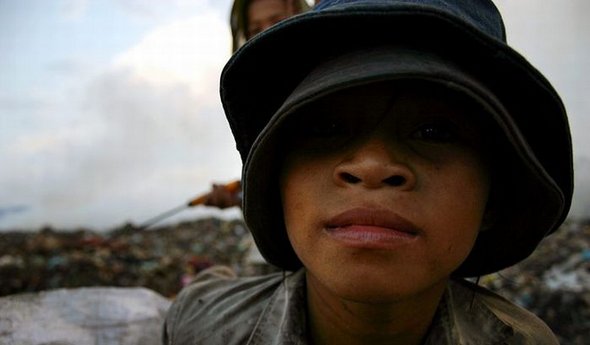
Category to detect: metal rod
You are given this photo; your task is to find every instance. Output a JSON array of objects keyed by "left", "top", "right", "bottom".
[{"left": 138, "top": 203, "right": 188, "bottom": 230}]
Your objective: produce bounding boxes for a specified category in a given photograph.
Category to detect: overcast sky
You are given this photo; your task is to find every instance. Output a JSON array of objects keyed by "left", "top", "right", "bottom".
[{"left": 1, "top": 0, "right": 589, "bottom": 231}]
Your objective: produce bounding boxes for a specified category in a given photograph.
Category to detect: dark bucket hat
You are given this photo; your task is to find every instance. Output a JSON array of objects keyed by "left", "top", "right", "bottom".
[{"left": 220, "top": 0, "right": 573, "bottom": 276}]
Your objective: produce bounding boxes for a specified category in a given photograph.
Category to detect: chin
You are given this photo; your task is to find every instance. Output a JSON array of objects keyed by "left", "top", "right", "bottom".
[{"left": 312, "top": 261, "right": 452, "bottom": 305}]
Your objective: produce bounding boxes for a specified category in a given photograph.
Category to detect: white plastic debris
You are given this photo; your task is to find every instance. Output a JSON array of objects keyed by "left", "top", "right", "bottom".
[{"left": 0, "top": 287, "right": 171, "bottom": 345}]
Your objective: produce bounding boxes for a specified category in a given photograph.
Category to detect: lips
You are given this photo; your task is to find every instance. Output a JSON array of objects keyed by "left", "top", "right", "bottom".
[
  {"left": 324, "top": 207, "right": 421, "bottom": 246},
  {"left": 327, "top": 208, "right": 420, "bottom": 233}
]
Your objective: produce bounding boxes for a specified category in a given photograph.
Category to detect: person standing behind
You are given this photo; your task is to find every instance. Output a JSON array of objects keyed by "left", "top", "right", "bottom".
[
  {"left": 196, "top": 0, "right": 311, "bottom": 210},
  {"left": 230, "top": 0, "right": 310, "bottom": 52}
]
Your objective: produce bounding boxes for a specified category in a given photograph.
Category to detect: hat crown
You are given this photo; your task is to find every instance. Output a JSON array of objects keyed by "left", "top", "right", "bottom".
[{"left": 314, "top": 0, "right": 506, "bottom": 42}]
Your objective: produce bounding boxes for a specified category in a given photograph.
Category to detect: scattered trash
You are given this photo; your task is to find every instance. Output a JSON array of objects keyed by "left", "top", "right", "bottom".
[
  {"left": 480, "top": 220, "right": 590, "bottom": 345},
  {"left": 0, "top": 218, "right": 255, "bottom": 299},
  {"left": 0, "top": 218, "right": 587, "bottom": 344}
]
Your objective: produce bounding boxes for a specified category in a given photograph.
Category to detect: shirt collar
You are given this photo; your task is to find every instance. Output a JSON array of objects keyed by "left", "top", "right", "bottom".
[{"left": 247, "top": 272, "right": 513, "bottom": 345}]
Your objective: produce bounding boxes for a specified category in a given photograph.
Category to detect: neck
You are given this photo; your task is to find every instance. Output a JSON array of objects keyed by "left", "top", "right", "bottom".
[{"left": 305, "top": 274, "right": 447, "bottom": 345}]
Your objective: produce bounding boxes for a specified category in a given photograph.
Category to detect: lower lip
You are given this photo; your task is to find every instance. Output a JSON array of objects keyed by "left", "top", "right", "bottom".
[{"left": 325, "top": 225, "right": 417, "bottom": 248}]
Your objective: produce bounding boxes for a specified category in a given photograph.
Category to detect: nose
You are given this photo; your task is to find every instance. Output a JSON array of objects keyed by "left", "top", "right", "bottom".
[{"left": 333, "top": 138, "right": 416, "bottom": 190}]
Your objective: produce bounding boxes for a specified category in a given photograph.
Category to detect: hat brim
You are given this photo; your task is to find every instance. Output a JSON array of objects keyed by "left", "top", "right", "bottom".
[{"left": 221, "top": 4, "right": 573, "bottom": 276}]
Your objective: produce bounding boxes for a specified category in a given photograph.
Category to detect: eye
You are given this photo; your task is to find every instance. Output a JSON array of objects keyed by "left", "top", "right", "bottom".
[{"left": 411, "top": 122, "right": 458, "bottom": 143}]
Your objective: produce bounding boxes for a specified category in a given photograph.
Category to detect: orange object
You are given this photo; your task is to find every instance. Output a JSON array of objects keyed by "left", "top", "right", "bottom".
[
  {"left": 139, "top": 180, "right": 242, "bottom": 230},
  {"left": 187, "top": 180, "right": 241, "bottom": 207}
]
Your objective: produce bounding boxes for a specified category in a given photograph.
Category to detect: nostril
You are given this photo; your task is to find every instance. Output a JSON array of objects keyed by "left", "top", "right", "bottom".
[
  {"left": 384, "top": 175, "right": 406, "bottom": 186},
  {"left": 339, "top": 172, "right": 361, "bottom": 184}
]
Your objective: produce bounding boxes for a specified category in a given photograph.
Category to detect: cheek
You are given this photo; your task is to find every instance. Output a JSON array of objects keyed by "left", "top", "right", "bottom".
[
  {"left": 279, "top": 151, "right": 336, "bottom": 206},
  {"left": 279, "top": 157, "right": 325, "bottom": 251},
  {"left": 280, "top": 159, "right": 315, "bottom": 220},
  {"left": 426, "top": 159, "right": 490, "bottom": 262}
]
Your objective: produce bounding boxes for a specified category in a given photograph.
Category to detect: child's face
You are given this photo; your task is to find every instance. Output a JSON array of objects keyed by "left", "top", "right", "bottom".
[{"left": 279, "top": 82, "right": 490, "bottom": 303}]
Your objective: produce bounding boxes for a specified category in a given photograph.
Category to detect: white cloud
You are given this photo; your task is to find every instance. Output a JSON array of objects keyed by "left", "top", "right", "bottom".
[
  {"left": 0, "top": 5, "right": 241, "bottom": 231},
  {"left": 3, "top": 0, "right": 589, "bottom": 230},
  {"left": 60, "top": 0, "right": 89, "bottom": 21},
  {"left": 114, "top": 10, "right": 231, "bottom": 104},
  {"left": 114, "top": 9, "right": 229, "bottom": 74},
  {"left": 114, "top": 0, "right": 216, "bottom": 19}
]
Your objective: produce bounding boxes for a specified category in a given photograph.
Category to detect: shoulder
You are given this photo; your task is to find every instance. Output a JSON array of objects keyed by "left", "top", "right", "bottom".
[
  {"left": 163, "top": 266, "right": 286, "bottom": 345},
  {"left": 448, "top": 279, "right": 559, "bottom": 345}
]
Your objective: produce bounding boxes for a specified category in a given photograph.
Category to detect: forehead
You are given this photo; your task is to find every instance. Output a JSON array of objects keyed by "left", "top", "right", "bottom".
[{"left": 248, "top": 0, "right": 287, "bottom": 13}]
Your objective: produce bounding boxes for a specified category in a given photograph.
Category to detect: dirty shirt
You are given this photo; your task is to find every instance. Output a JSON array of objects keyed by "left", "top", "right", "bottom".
[{"left": 163, "top": 266, "right": 558, "bottom": 344}]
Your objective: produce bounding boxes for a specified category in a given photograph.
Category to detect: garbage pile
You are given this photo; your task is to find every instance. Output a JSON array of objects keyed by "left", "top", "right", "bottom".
[
  {"left": 0, "top": 218, "right": 588, "bottom": 344},
  {"left": 0, "top": 218, "right": 253, "bottom": 298},
  {"left": 480, "top": 220, "right": 590, "bottom": 345}
]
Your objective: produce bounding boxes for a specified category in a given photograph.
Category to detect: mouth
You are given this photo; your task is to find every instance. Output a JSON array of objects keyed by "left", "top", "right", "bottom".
[{"left": 324, "top": 207, "right": 420, "bottom": 247}]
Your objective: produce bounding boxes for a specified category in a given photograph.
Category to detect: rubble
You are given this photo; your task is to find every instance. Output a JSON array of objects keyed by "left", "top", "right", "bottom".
[
  {"left": 0, "top": 218, "right": 254, "bottom": 299},
  {"left": 480, "top": 220, "right": 590, "bottom": 345},
  {"left": 0, "top": 218, "right": 588, "bottom": 344}
]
